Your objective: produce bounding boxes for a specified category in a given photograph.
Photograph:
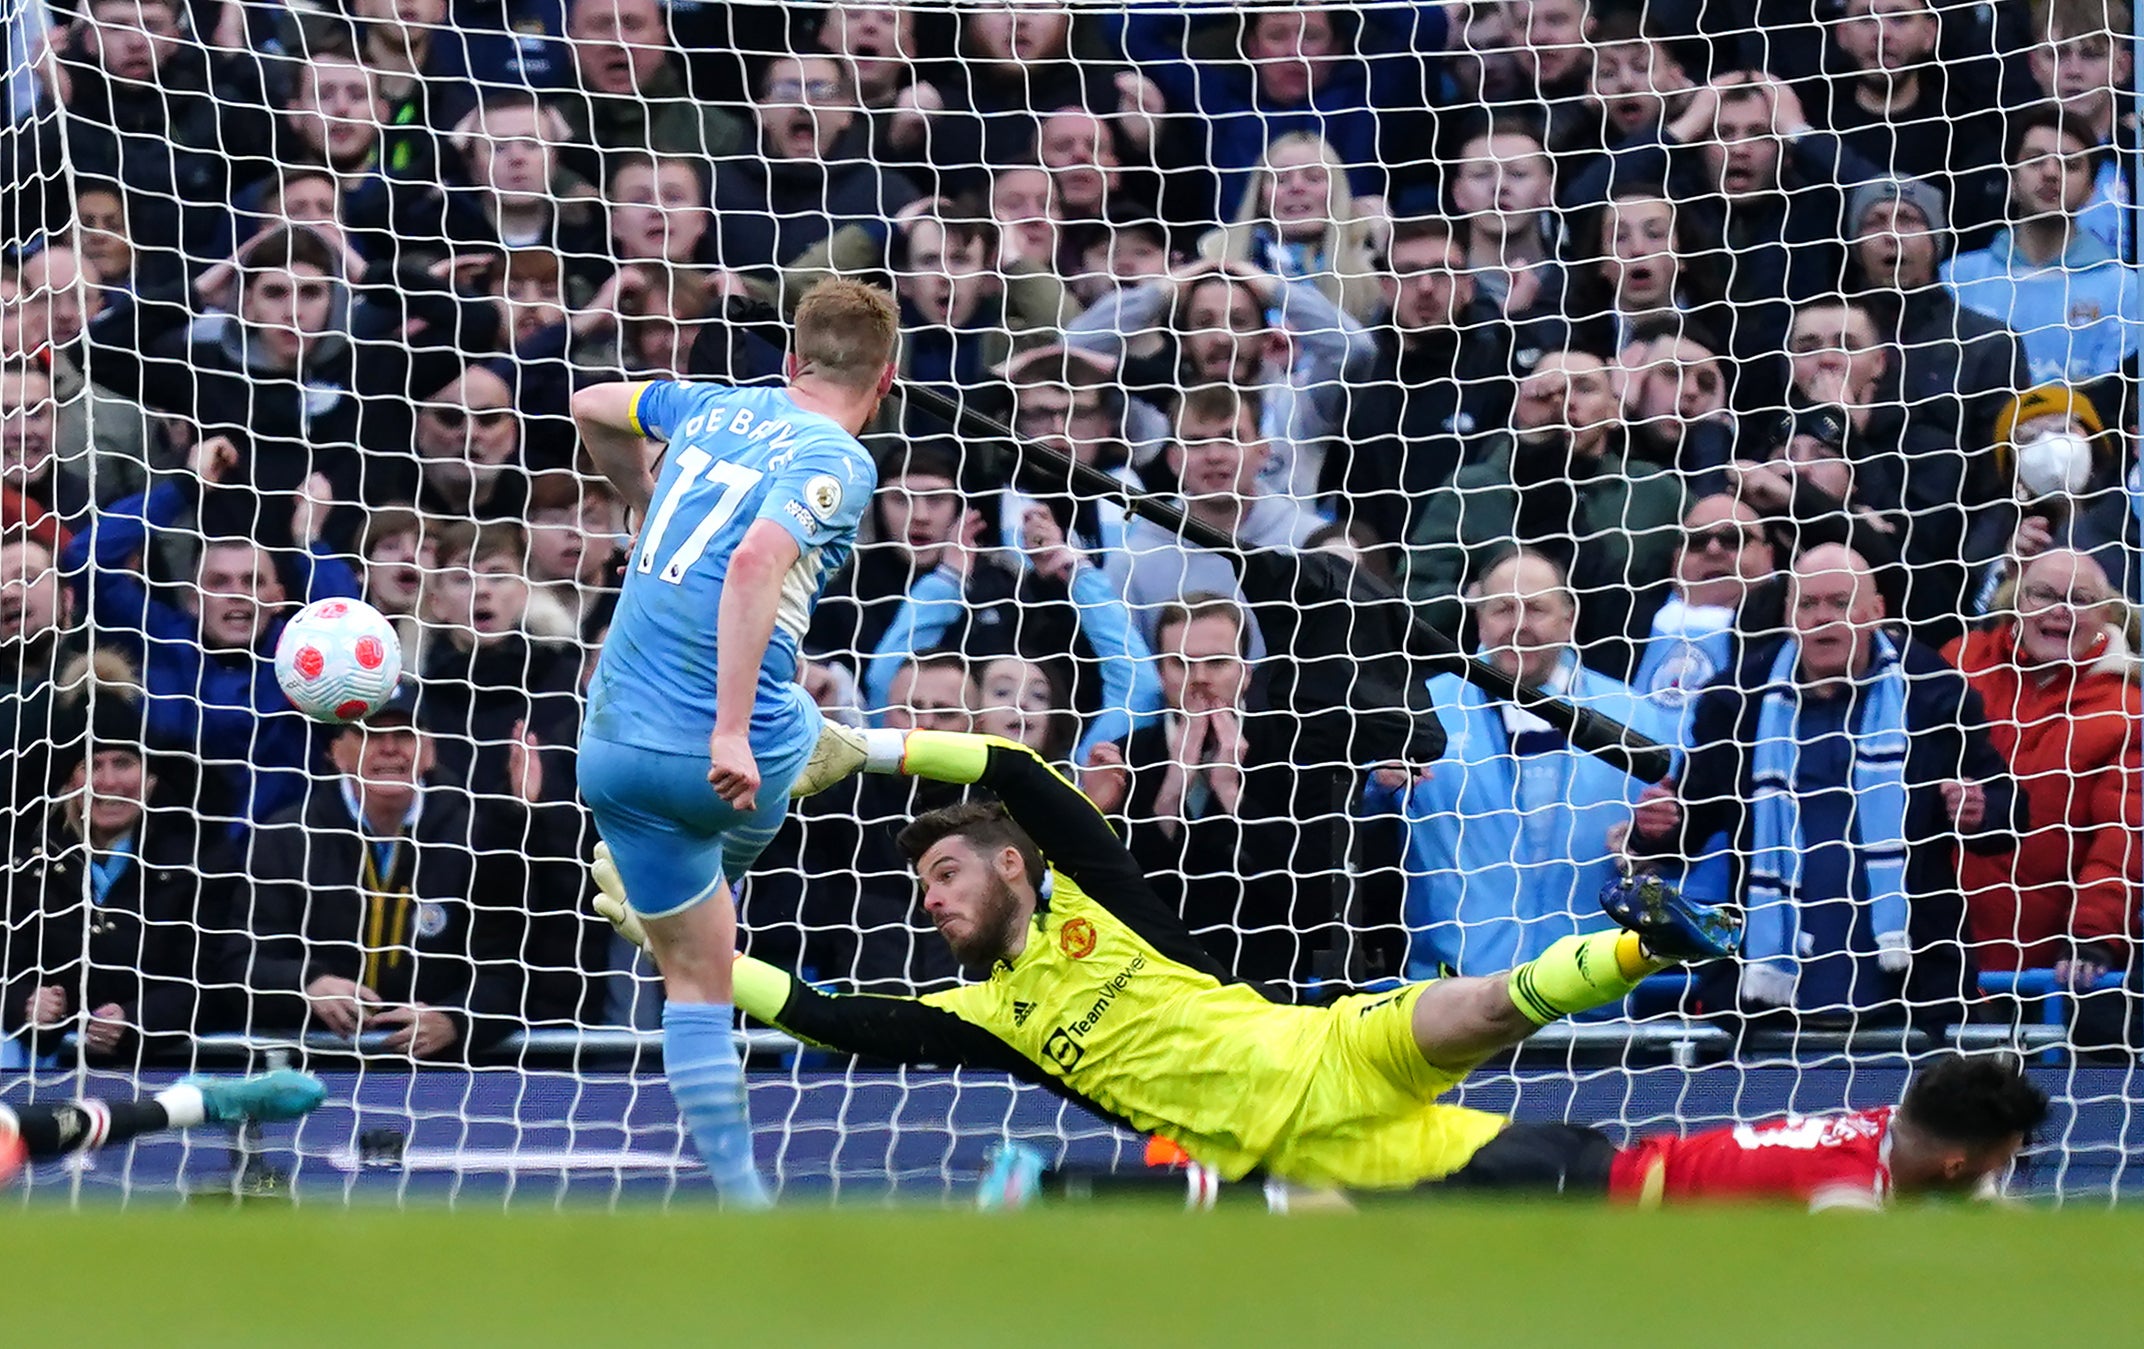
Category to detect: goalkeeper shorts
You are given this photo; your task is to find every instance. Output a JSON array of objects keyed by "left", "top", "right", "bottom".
[
  {"left": 1260, "top": 984, "right": 1511, "bottom": 1192},
  {"left": 579, "top": 732, "right": 813, "bottom": 919}
]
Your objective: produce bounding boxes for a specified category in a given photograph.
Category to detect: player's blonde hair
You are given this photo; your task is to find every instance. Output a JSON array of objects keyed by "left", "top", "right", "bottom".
[{"left": 792, "top": 278, "right": 898, "bottom": 391}]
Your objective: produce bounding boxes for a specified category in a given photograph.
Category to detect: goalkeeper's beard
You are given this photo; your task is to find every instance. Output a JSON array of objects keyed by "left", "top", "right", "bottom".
[{"left": 935, "top": 874, "right": 1028, "bottom": 970}]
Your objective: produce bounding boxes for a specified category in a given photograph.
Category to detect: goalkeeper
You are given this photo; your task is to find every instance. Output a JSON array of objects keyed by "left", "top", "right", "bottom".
[{"left": 596, "top": 729, "right": 1741, "bottom": 1192}]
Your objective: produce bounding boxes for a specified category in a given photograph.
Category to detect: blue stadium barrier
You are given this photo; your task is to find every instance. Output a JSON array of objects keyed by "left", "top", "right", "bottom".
[
  {"left": 6, "top": 1063, "right": 2133, "bottom": 1204},
  {"left": 1976, "top": 969, "right": 2132, "bottom": 1063}
]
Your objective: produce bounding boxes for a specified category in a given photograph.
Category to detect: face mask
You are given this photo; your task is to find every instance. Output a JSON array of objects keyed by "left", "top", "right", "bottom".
[{"left": 2015, "top": 432, "right": 2094, "bottom": 501}]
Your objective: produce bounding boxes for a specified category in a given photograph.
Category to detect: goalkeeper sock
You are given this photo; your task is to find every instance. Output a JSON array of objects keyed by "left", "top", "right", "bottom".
[
  {"left": 662, "top": 1001, "right": 772, "bottom": 1210},
  {"left": 1506, "top": 932, "right": 1669, "bottom": 1027}
]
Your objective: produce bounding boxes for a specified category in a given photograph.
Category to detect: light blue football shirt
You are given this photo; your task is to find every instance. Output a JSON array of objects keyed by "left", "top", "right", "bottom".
[{"left": 584, "top": 380, "right": 875, "bottom": 755}]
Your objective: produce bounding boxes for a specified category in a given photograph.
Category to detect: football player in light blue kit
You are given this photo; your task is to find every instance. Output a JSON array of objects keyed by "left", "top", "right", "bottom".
[{"left": 572, "top": 279, "right": 899, "bottom": 1206}]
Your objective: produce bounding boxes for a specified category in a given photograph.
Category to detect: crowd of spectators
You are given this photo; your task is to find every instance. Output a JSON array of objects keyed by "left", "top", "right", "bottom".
[{"left": 0, "top": 0, "right": 2138, "bottom": 1063}]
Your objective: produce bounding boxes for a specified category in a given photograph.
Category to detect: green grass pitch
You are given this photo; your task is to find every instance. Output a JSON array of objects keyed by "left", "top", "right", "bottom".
[{"left": 3, "top": 1201, "right": 2136, "bottom": 1345}]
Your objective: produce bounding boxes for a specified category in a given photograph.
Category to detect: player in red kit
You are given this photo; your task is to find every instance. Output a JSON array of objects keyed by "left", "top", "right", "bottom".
[{"left": 1607, "top": 1054, "right": 2049, "bottom": 1210}]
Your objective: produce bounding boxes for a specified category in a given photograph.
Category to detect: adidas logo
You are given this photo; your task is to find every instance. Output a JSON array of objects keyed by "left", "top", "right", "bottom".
[{"left": 1012, "top": 1000, "right": 1036, "bottom": 1027}]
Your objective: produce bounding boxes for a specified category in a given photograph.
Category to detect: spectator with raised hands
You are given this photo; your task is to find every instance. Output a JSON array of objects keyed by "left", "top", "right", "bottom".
[
  {"left": 1846, "top": 176, "right": 2029, "bottom": 457},
  {"left": 38, "top": 0, "right": 274, "bottom": 281},
  {"left": 4, "top": 695, "right": 228, "bottom": 1061},
  {"left": 1944, "top": 549, "right": 2141, "bottom": 1046},
  {"left": 1444, "top": 122, "right": 1566, "bottom": 348},
  {"left": 1584, "top": 10, "right": 1700, "bottom": 150},
  {"left": 1628, "top": 545, "right": 2023, "bottom": 1029},
  {"left": 1944, "top": 104, "right": 2143, "bottom": 392},
  {"left": 996, "top": 344, "right": 1156, "bottom": 571},
  {"left": 1405, "top": 347, "right": 1684, "bottom": 680},
  {"left": 1364, "top": 549, "right": 1675, "bottom": 984},
  {"left": 440, "top": 92, "right": 606, "bottom": 284},
  {"left": 1198, "top": 131, "right": 1384, "bottom": 323},
  {"left": 1105, "top": 383, "right": 1325, "bottom": 658},
  {"left": 1563, "top": 71, "right": 1885, "bottom": 408},
  {"left": 1066, "top": 256, "right": 1373, "bottom": 501},
  {"left": 221, "top": 679, "right": 527, "bottom": 1060},
  {"left": 1614, "top": 320, "right": 1734, "bottom": 492},
  {"left": 1783, "top": 295, "right": 1983, "bottom": 636},
  {"left": 553, "top": 0, "right": 744, "bottom": 192},
  {"left": 88, "top": 222, "right": 503, "bottom": 552},
  {"left": 1080, "top": 593, "right": 1304, "bottom": 986},
  {"left": 60, "top": 435, "right": 359, "bottom": 830}
]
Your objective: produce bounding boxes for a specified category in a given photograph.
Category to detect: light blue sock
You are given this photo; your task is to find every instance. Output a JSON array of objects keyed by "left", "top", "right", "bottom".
[{"left": 662, "top": 1001, "right": 772, "bottom": 1209}]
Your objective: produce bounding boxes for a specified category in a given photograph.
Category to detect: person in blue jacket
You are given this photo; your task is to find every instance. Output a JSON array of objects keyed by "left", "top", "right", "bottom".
[
  {"left": 1944, "top": 106, "right": 2144, "bottom": 389},
  {"left": 60, "top": 436, "right": 360, "bottom": 832},
  {"left": 1363, "top": 549, "right": 1677, "bottom": 986}
]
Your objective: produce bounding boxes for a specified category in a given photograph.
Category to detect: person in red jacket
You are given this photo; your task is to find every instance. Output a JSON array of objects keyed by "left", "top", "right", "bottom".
[{"left": 1942, "top": 549, "right": 2142, "bottom": 1027}]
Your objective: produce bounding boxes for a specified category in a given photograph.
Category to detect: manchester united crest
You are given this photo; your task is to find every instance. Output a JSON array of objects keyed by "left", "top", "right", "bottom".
[{"left": 1058, "top": 917, "right": 1097, "bottom": 960}]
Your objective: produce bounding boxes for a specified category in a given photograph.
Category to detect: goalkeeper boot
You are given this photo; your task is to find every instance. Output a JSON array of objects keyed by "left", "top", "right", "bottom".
[
  {"left": 1599, "top": 872, "right": 1742, "bottom": 963},
  {"left": 977, "top": 1140, "right": 1048, "bottom": 1211},
  {"left": 791, "top": 715, "right": 869, "bottom": 799},
  {"left": 188, "top": 1069, "right": 329, "bottom": 1124}
]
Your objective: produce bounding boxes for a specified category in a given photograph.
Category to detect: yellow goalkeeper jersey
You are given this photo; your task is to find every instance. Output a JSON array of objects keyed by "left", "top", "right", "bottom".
[{"left": 740, "top": 734, "right": 1506, "bottom": 1189}]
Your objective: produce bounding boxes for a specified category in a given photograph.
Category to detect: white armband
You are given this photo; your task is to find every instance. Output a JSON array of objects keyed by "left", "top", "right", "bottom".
[{"left": 862, "top": 729, "right": 908, "bottom": 774}]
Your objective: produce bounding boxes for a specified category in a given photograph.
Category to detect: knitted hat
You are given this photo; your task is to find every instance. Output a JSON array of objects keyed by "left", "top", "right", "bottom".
[
  {"left": 1845, "top": 175, "right": 1951, "bottom": 238},
  {"left": 1994, "top": 383, "right": 2106, "bottom": 450}
]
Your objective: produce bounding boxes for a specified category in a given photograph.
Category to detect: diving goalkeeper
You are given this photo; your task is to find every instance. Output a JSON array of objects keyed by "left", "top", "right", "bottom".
[{"left": 597, "top": 729, "right": 1741, "bottom": 1192}]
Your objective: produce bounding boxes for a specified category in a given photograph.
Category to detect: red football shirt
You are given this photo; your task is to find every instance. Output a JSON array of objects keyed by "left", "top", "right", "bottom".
[{"left": 1610, "top": 1107, "right": 1894, "bottom": 1210}]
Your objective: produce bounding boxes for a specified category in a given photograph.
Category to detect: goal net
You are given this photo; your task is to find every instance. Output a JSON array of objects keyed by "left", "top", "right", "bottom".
[{"left": 0, "top": 0, "right": 2138, "bottom": 1205}]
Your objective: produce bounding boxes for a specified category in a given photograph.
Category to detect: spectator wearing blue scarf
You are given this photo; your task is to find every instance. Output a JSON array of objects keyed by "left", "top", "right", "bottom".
[{"left": 1628, "top": 546, "right": 2024, "bottom": 1029}]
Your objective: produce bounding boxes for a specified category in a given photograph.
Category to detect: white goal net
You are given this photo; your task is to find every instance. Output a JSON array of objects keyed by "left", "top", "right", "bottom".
[{"left": 0, "top": 0, "right": 2138, "bottom": 1205}]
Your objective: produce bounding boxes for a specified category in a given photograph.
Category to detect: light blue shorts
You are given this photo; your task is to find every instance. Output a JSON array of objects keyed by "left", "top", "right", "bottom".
[{"left": 579, "top": 732, "right": 812, "bottom": 920}]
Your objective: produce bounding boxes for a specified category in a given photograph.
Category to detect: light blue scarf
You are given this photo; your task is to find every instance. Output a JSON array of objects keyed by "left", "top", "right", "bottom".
[{"left": 1743, "top": 632, "right": 1911, "bottom": 999}]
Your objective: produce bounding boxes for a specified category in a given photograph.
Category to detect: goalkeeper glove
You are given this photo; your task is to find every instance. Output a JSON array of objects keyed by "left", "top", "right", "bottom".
[
  {"left": 591, "top": 841, "right": 650, "bottom": 957},
  {"left": 790, "top": 716, "right": 871, "bottom": 798},
  {"left": 591, "top": 845, "right": 796, "bottom": 1024}
]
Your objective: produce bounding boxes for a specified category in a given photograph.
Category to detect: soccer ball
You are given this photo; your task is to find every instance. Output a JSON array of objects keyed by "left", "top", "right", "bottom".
[{"left": 274, "top": 598, "right": 405, "bottom": 724}]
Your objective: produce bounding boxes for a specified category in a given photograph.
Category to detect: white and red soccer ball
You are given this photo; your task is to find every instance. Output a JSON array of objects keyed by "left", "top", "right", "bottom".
[{"left": 274, "top": 598, "right": 405, "bottom": 724}]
